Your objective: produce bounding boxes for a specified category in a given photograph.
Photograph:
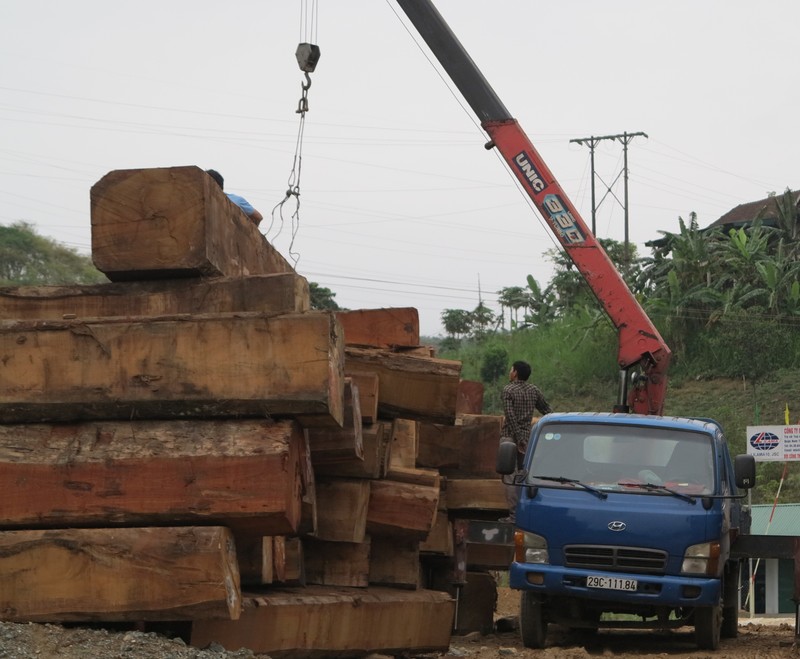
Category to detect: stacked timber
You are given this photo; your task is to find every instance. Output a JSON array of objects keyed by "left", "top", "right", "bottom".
[{"left": 0, "top": 165, "right": 507, "bottom": 654}]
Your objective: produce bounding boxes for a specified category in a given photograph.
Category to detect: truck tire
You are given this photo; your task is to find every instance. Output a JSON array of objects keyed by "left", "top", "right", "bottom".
[
  {"left": 694, "top": 602, "right": 722, "bottom": 650},
  {"left": 721, "top": 569, "right": 739, "bottom": 639},
  {"left": 519, "top": 592, "right": 547, "bottom": 648}
]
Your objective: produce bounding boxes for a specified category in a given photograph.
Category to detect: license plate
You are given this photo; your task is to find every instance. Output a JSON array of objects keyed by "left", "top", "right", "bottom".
[{"left": 586, "top": 575, "right": 638, "bottom": 591}]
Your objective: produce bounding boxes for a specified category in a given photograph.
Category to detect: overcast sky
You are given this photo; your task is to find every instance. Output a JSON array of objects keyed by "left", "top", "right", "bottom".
[{"left": 2, "top": 1, "right": 798, "bottom": 336}]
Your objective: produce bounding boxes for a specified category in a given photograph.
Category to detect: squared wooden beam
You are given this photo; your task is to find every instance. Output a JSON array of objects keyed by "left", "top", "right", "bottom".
[
  {"left": 0, "top": 311, "right": 344, "bottom": 426},
  {"left": 0, "top": 526, "right": 240, "bottom": 622},
  {"left": 90, "top": 165, "right": 293, "bottom": 280}
]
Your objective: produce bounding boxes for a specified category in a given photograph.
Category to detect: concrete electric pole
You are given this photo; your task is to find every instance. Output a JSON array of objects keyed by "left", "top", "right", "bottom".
[{"left": 570, "top": 131, "right": 647, "bottom": 262}]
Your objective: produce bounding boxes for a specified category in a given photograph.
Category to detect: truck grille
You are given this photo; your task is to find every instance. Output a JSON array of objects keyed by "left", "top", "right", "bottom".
[{"left": 563, "top": 545, "right": 667, "bottom": 574}]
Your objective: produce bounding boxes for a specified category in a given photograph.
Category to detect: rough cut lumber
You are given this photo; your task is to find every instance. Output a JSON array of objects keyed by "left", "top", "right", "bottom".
[
  {"left": 344, "top": 347, "right": 461, "bottom": 424},
  {"left": 189, "top": 586, "right": 455, "bottom": 657},
  {"left": 306, "top": 379, "right": 363, "bottom": 464},
  {"left": 0, "top": 274, "right": 310, "bottom": 321},
  {"left": 281, "top": 537, "right": 306, "bottom": 586},
  {"left": 335, "top": 307, "right": 419, "bottom": 347},
  {"left": 314, "top": 479, "right": 371, "bottom": 543},
  {"left": 457, "top": 379, "right": 485, "bottom": 415},
  {"left": 90, "top": 165, "right": 293, "bottom": 280},
  {"left": 304, "top": 538, "right": 371, "bottom": 588},
  {"left": 297, "top": 429, "right": 318, "bottom": 537},
  {"left": 369, "top": 536, "right": 421, "bottom": 589},
  {"left": 0, "top": 419, "right": 303, "bottom": 533},
  {"left": 312, "top": 422, "right": 390, "bottom": 479},
  {"left": 0, "top": 311, "right": 344, "bottom": 427},
  {"left": 388, "top": 418, "right": 418, "bottom": 469},
  {"left": 418, "top": 415, "right": 503, "bottom": 477},
  {"left": 272, "top": 536, "right": 287, "bottom": 583},
  {"left": 366, "top": 478, "right": 439, "bottom": 540},
  {"left": 385, "top": 466, "right": 440, "bottom": 489},
  {"left": 345, "top": 371, "right": 379, "bottom": 423},
  {"left": 0, "top": 526, "right": 240, "bottom": 622},
  {"left": 238, "top": 536, "right": 274, "bottom": 586},
  {"left": 441, "top": 478, "right": 507, "bottom": 512},
  {"left": 420, "top": 512, "right": 454, "bottom": 556}
]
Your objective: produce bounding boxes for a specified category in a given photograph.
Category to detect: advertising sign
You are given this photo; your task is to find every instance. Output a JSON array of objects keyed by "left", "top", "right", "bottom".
[{"left": 746, "top": 425, "right": 800, "bottom": 461}]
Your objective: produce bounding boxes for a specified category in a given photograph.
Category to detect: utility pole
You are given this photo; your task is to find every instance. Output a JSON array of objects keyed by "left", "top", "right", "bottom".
[{"left": 570, "top": 131, "right": 647, "bottom": 262}]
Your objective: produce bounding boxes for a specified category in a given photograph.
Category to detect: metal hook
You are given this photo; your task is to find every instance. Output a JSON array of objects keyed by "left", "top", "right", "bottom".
[{"left": 296, "top": 73, "right": 312, "bottom": 115}]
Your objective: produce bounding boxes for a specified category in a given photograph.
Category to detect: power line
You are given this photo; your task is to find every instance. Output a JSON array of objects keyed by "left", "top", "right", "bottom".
[{"left": 570, "top": 131, "right": 648, "bottom": 261}]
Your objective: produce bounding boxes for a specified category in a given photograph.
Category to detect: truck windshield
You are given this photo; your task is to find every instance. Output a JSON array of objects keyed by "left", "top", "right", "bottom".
[{"left": 527, "top": 423, "right": 715, "bottom": 495}]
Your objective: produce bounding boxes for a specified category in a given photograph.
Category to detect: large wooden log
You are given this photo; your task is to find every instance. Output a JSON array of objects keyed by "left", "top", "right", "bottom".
[
  {"left": 335, "top": 307, "right": 419, "bottom": 347},
  {"left": 90, "top": 166, "right": 294, "bottom": 280},
  {"left": 189, "top": 586, "right": 455, "bottom": 656},
  {"left": 385, "top": 466, "right": 440, "bottom": 489},
  {"left": 306, "top": 379, "right": 363, "bottom": 464},
  {"left": 442, "top": 478, "right": 507, "bottom": 512},
  {"left": 304, "top": 538, "right": 371, "bottom": 587},
  {"left": 344, "top": 347, "right": 461, "bottom": 424},
  {"left": 418, "top": 415, "right": 502, "bottom": 477},
  {"left": 345, "top": 371, "right": 379, "bottom": 423},
  {"left": 0, "top": 274, "right": 309, "bottom": 321},
  {"left": 366, "top": 478, "right": 439, "bottom": 540},
  {"left": 0, "top": 419, "right": 303, "bottom": 532},
  {"left": 0, "top": 311, "right": 344, "bottom": 426},
  {"left": 456, "top": 379, "right": 484, "bottom": 415},
  {"left": 312, "top": 422, "right": 390, "bottom": 479},
  {"left": 388, "top": 418, "right": 418, "bottom": 469},
  {"left": 314, "top": 479, "right": 370, "bottom": 543},
  {"left": 238, "top": 536, "right": 274, "bottom": 586},
  {"left": 369, "top": 536, "right": 421, "bottom": 589},
  {"left": 281, "top": 537, "right": 306, "bottom": 586},
  {"left": 420, "top": 512, "right": 454, "bottom": 556},
  {"left": 297, "top": 428, "right": 318, "bottom": 537},
  {"left": 0, "top": 526, "right": 240, "bottom": 622}
]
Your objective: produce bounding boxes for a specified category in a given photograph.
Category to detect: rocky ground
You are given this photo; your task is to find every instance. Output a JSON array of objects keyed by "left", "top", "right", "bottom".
[
  {"left": 0, "top": 587, "right": 796, "bottom": 658},
  {"left": 450, "top": 587, "right": 798, "bottom": 658}
]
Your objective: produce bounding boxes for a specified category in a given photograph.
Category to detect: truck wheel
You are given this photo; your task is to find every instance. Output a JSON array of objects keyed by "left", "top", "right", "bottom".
[
  {"left": 694, "top": 603, "right": 721, "bottom": 650},
  {"left": 519, "top": 592, "right": 547, "bottom": 648},
  {"left": 721, "top": 567, "right": 739, "bottom": 639},
  {"left": 721, "top": 602, "right": 738, "bottom": 639}
]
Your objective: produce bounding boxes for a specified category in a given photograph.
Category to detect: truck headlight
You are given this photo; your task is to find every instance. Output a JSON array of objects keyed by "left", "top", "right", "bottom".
[
  {"left": 515, "top": 530, "right": 549, "bottom": 564},
  {"left": 681, "top": 541, "right": 720, "bottom": 576}
]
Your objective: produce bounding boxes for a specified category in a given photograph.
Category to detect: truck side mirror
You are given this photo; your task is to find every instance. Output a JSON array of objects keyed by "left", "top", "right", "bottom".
[
  {"left": 496, "top": 440, "right": 518, "bottom": 475},
  {"left": 734, "top": 454, "right": 756, "bottom": 489}
]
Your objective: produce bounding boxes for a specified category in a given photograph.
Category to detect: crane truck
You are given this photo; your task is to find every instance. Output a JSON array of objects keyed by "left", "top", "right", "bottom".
[{"left": 394, "top": 0, "right": 757, "bottom": 650}]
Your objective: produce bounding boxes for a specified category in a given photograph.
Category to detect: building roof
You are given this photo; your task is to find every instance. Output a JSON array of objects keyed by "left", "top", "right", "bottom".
[
  {"left": 705, "top": 190, "right": 800, "bottom": 231},
  {"left": 751, "top": 503, "right": 800, "bottom": 536}
]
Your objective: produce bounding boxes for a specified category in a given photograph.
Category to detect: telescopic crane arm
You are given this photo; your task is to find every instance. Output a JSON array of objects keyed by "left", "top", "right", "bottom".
[{"left": 395, "top": 0, "right": 671, "bottom": 415}]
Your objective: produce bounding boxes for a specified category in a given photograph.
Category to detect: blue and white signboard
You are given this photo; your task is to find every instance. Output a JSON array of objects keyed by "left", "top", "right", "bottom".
[{"left": 746, "top": 426, "right": 800, "bottom": 461}]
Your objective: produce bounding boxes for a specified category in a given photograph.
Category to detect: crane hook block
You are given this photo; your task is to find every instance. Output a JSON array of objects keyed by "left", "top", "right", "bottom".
[{"left": 296, "top": 43, "right": 321, "bottom": 73}]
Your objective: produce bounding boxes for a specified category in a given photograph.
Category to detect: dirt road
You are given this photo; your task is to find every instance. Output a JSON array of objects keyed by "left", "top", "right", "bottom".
[{"left": 450, "top": 587, "right": 799, "bottom": 659}]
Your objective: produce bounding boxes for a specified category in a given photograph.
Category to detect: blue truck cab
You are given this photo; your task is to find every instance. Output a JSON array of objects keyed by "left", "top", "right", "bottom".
[{"left": 497, "top": 412, "right": 756, "bottom": 650}]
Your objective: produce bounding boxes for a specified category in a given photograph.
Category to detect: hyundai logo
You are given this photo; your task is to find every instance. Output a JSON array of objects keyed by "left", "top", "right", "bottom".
[{"left": 608, "top": 521, "right": 627, "bottom": 532}]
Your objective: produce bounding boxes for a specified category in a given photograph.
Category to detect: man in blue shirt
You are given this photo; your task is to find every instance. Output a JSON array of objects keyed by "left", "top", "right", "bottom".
[{"left": 206, "top": 169, "right": 263, "bottom": 227}]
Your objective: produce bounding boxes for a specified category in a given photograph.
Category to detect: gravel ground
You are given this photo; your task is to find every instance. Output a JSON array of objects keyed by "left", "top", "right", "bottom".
[
  {"left": 0, "top": 622, "right": 263, "bottom": 659},
  {"left": 1, "top": 589, "right": 796, "bottom": 659}
]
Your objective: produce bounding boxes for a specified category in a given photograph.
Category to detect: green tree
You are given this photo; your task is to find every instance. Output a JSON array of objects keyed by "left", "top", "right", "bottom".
[
  {"left": 480, "top": 344, "right": 509, "bottom": 382},
  {"left": 309, "top": 282, "right": 341, "bottom": 310},
  {"left": 496, "top": 286, "right": 527, "bottom": 329},
  {"left": 546, "top": 237, "right": 641, "bottom": 317},
  {"left": 441, "top": 308, "right": 472, "bottom": 340},
  {"left": 0, "top": 222, "right": 107, "bottom": 286},
  {"left": 522, "top": 274, "right": 556, "bottom": 327},
  {"left": 469, "top": 300, "right": 496, "bottom": 339}
]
